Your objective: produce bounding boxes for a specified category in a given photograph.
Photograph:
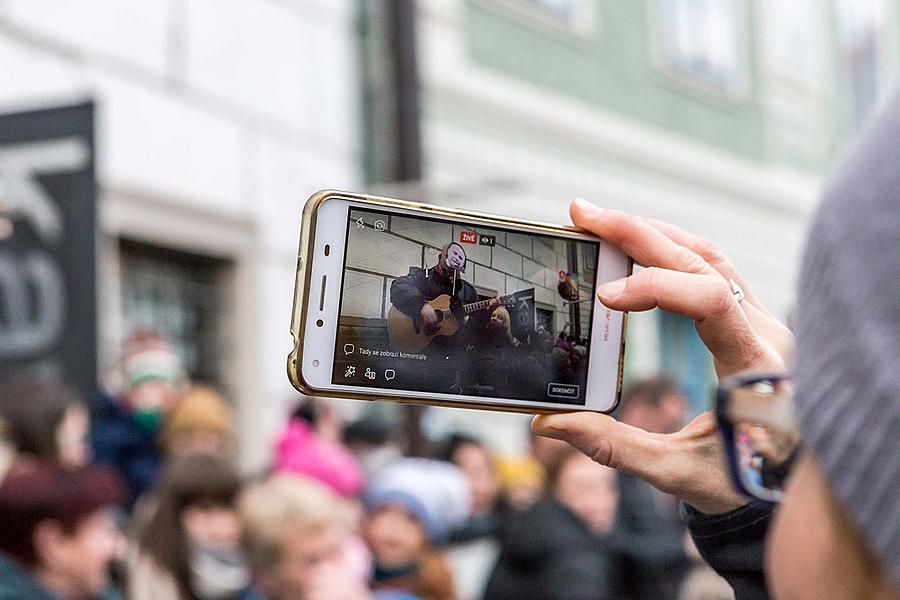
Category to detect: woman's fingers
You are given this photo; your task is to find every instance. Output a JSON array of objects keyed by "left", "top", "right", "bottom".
[
  {"left": 571, "top": 198, "right": 790, "bottom": 368},
  {"left": 639, "top": 217, "right": 770, "bottom": 316},
  {"left": 636, "top": 216, "right": 793, "bottom": 361},
  {"left": 570, "top": 199, "right": 715, "bottom": 277},
  {"left": 598, "top": 267, "right": 780, "bottom": 376}
]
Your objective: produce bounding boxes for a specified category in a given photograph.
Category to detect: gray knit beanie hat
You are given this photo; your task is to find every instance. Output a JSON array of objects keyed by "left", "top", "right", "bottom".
[{"left": 794, "top": 90, "right": 900, "bottom": 590}]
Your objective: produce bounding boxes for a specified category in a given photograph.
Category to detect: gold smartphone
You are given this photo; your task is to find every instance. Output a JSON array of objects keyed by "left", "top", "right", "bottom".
[{"left": 287, "top": 190, "right": 631, "bottom": 414}]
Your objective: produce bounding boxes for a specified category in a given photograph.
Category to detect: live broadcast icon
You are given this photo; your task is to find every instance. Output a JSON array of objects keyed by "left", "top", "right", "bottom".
[
  {"left": 478, "top": 234, "right": 496, "bottom": 247},
  {"left": 459, "top": 231, "right": 478, "bottom": 244}
]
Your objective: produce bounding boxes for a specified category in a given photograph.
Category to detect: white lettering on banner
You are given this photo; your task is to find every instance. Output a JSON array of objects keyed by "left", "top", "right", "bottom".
[
  {"left": 0, "top": 138, "right": 88, "bottom": 243},
  {"left": 0, "top": 137, "right": 88, "bottom": 359},
  {"left": 0, "top": 252, "right": 65, "bottom": 356}
]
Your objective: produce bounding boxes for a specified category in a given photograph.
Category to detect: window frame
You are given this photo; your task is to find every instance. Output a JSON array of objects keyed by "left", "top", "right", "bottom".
[
  {"left": 472, "top": 0, "right": 598, "bottom": 39},
  {"left": 648, "top": 0, "right": 752, "bottom": 101}
]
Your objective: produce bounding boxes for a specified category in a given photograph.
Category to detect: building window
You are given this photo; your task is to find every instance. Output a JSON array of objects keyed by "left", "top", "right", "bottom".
[
  {"left": 761, "top": 0, "right": 825, "bottom": 88},
  {"left": 477, "top": 0, "right": 596, "bottom": 35},
  {"left": 535, "top": 306, "right": 555, "bottom": 335},
  {"left": 653, "top": 0, "right": 748, "bottom": 95},
  {"left": 834, "top": 0, "right": 886, "bottom": 127},
  {"left": 119, "top": 240, "right": 230, "bottom": 387}
]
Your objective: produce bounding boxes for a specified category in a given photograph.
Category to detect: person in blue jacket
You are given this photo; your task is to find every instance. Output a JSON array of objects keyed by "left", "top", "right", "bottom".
[{"left": 91, "top": 330, "right": 186, "bottom": 509}]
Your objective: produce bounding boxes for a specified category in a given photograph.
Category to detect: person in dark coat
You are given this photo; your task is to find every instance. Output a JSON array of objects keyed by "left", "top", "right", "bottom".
[
  {"left": 92, "top": 331, "right": 186, "bottom": 508},
  {"left": 389, "top": 242, "right": 494, "bottom": 393},
  {"left": 483, "top": 447, "right": 623, "bottom": 600},
  {"left": 614, "top": 377, "right": 692, "bottom": 600}
]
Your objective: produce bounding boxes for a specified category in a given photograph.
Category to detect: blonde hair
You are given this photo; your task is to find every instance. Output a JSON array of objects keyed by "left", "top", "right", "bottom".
[
  {"left": 490, "top": 306, "right": 516, "bottom": 344},
  {"left": 239, "top": 474, "right": 349, "bottom": 574}
]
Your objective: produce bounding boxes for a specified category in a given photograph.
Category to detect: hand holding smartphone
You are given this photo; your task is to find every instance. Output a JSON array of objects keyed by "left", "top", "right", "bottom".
[{"left": 287, "top": 191, "right": 631, "bottom": 414}]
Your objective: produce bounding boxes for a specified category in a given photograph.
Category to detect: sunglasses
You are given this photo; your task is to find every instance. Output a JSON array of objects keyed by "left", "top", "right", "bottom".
[{"left": 716, "top": 373, "right": 800, "bottom": 503}]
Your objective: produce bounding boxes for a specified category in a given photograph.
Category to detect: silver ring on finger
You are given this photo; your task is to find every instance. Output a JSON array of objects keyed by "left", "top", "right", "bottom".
[{"left": 730, "top": 278, "right": 745, "bottom": 304}]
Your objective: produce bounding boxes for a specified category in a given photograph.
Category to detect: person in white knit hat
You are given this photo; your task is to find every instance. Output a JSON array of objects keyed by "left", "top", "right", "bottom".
[{"left": 364, "top": 458, "right": 470, "bottom": 600}]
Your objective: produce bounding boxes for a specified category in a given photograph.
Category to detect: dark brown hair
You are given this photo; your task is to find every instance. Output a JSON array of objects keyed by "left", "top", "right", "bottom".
[
  {"left": 0, "top": 463, "right": 123, "bottom": 566},
  {"left": 620, "top": 376, "right": 681, "bottom": 411},
  {"left": 139, "top": 453, "right": 242, "bottom": 600},
  {"left": 0, "top": 374, "right": 84, "bottom": 460}
]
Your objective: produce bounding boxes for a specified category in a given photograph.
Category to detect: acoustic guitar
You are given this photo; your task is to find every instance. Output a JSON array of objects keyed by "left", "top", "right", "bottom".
[{"left": 387, "top": 294, "right": 516, "bottom": 353}]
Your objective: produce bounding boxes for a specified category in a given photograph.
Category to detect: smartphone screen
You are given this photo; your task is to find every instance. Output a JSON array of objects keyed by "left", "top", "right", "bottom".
[{"left": 330, "top": 207, "right": 600, "bottom": 406}]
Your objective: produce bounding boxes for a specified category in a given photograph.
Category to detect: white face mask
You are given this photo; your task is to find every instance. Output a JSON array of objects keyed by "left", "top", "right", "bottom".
[{"left": 189, "top": 545, "right": 249, "bottom": 600}]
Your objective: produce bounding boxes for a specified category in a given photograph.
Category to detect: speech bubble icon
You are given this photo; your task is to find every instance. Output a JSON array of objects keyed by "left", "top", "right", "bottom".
[
  {"left": 343, "top": 344, "right": 355, "bottom": 355},
  {"left": 384, "top": 369, "right": 396, "bottom": 381}
]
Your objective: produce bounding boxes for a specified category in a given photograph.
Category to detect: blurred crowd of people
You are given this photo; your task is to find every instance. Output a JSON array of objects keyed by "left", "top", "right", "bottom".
[{"left": 0, "top": 331, "right": 732, "bottom": 600}]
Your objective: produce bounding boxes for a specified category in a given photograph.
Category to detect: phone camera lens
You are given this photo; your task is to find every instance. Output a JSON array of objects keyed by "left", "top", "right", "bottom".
[{"left": 316, "top": 319, "right": 324, "bottom": 328}]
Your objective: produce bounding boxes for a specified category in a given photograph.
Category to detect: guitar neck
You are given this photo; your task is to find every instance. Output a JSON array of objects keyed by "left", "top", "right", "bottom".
[{"left": 463, "top": 297, "right": 509, "bottom": 313}]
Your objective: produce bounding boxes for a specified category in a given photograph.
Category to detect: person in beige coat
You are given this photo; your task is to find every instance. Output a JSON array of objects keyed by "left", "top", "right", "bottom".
[{"left": 128, "top": 453, "right": 249, "bottom": 600}]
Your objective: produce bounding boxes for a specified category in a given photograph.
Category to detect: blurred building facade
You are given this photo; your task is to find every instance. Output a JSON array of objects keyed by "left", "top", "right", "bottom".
[
  {"left": 2, "top": 0, "right": 898, "bottom": 463},
  {"left": 0, "top": 0, "right": 362, "bottom": 470}
]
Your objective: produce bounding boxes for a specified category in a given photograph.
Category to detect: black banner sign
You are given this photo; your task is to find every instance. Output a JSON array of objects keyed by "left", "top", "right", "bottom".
[
  {"left": 508, "top": 288, "right": 536, "bottom": 340},
  {"left": 0, "top": 102, "right": 97, "bottom": 400}
]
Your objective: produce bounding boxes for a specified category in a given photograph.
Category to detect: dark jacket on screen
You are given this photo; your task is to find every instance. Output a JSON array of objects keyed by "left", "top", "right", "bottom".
[
  {"left": 482, "top": 496, "right": 624, "bottom": 600},
  {"left": 682, "top": 500, "right": 773, "bottom": 600},
  {"left": 90, "top": 394, "right": 162, "bottom": 509},
  {"left": 390, "top": 266, "right": 480, "bottom": 320},
  {"left": 615, "top": 473, "right": 691, "bottom": 600}
]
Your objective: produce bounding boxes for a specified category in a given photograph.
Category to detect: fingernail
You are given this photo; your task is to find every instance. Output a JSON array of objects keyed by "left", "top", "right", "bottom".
[
  {"left": 598, "top": 278, "right": 626, "bottom": 298},
  {"left": 573, "top": 197, "right": 602, "bottom": 214}
]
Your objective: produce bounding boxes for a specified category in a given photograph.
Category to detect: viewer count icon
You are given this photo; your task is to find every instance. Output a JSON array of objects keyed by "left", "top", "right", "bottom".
[{"left": 365, "top": 368, "right": 376, "bottom": 380}]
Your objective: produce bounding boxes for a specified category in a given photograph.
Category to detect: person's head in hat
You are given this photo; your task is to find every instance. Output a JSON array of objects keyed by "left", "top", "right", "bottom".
[
  {"left": 364, "top": 458, "right": 470, "bottom": 599},
  {"left": 495, "top": 455, "right": 545, "bottom": 512},
  {"left": 162, "top": 385, "right": 236, "bottom": 459},
  {"left": 119, "top": 330, "right": 186, "bottom": 432},
  {"left": 0, "top": 464, "right": 124, "bottom": 599}
]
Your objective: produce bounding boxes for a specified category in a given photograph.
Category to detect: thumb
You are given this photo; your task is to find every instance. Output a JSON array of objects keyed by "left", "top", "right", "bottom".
[{"left": 532, "top": 412, "right": 665, "bottom": 476}]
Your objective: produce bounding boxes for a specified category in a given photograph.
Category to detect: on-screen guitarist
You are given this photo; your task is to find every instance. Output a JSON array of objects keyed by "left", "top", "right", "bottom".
[{"left": 389, "top": 242, "right": 497, "bottom": 353}]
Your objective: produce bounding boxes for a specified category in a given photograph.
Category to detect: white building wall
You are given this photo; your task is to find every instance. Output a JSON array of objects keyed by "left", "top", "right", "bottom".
[{"left": 0, "top": 0, "right": 362, "bottom": 471}]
